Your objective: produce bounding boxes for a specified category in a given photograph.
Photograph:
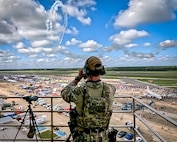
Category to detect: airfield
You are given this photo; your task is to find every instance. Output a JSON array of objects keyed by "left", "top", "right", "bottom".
[{"left": 0, "top": 72, "right": 177, "bottom": 142}]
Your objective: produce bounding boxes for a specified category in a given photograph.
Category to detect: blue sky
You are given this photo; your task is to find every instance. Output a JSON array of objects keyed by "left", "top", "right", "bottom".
[{"left": 0, "top": 0, "right": 177, "bottom": 69}]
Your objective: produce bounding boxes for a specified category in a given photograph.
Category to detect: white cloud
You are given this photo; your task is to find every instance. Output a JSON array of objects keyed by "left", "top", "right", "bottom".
[
  {"left": 66, "top": 38, "right": 82, "bottom": 45},
  {"left": 101, "top": 56, "right": 115, "bottom": 66},
  {"left": 65, "top": 4, "right": 92, "bottom": 25},
  {"left": 43, "top": 48, "right": 53, "bottom": 52},
  {"left": 47, "top": 35, "right": 59, "bottom": 41},
  {"left": 0, "top": 21, "right": 21, "bottom": 44},
  {"left": 0, "top": 49, "right": 20, "bottom": 64},
  {"left": 0, "top": 20, "right": 15, "bottom": 34},
  {"left": 37, "top": 58, "right": 45, "bottom": 62},
  {"left": 114, "top": 0, "right": 177, "bottom": 28},
  {"left": 143, "top": 42, "right": 151, "bottom": 46},
  {"left": 0, "top": 0, "right": 92, "bottom": 54},
  {"left": 83, "top": 48, "right": 96, "bottom": 52},
  {"left": 65, "top": 27, "right": 79, "bottom": 35},
  {"left": 77, "top": 16, "right": 91, "bottom": 25},
  {"left": 15, "top": 42, "right": 26, "bottom": 49},
  {"left": 47, "top": 54, "right": 56, "bottom": 57},
  {"left": 17, "top": 47, "right": 53, "bottom": 54},
  {"left": 79, "top": 40, "right": 102, "bottom": 52},
  {"left": 73, "top": 0, "right": 96, "bottom": 7},
  {"left": 0, "top": 0, "right": 49, "bottom": 41},
  {"left": 17, "top": 48, "right": 30, "bottom": 54},
  {"left": 109, "top": 29, "right": 149, "bottom": 45},
  {"left": 102, "top": 46, "right": 113, "bottom": 52},
  {"left": 18, "top": 29, "right": 48, "bottom": 41},
  {"left": 125, "top": 43, "right": 138, "bottom": 48},
  {"left": 28, "top": 54, "right": 38, "bottom": 58},
  {"left": 31, "top": 40, "right": 51, "bottom": 47},
  {"left": 159, "top": 40, "right": 177, "bottom": 47}
]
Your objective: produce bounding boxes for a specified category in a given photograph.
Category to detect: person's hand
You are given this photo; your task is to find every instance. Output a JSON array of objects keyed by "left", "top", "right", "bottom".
[{"left": 78, "top": 68, "right": 83, "bottom": 80}]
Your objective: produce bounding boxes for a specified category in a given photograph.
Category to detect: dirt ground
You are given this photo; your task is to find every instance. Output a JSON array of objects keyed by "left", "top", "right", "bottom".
[{"left": 0, "top": 77, "right": 177, "bottom": 142}]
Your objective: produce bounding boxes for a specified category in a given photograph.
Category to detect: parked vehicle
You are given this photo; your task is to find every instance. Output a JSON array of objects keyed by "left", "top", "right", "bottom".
[
  {"left": 136, "top": 137, "right": 144, "bottom": 142},
  {"left": 117, "top": 130, "right": 127, "bottom": 138},
  {"left": 39, "top": 101, "right": 46, "bottom": 106},
  {"left": 124, "top": 133, "right": 134, "bottom": 140},
  {"left": 47, "top": 106, "right": 51, "bottom": 110},
  {"left": 121, "top": 102, "right": 144, "bottom": 110},
  {"left": 121, "top": 102, "right": 132, "bottom": 110},
  {"left": 125, "top": 121, "right": 140, "bottom": 131}
]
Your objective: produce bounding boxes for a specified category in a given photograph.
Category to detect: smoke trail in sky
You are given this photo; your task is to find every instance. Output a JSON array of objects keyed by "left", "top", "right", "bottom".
[{"left": 46, "top": 0, "right": 68, "bottom": 49}]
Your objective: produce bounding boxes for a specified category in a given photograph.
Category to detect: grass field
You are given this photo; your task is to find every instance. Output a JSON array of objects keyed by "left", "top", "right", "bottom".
[{"left": 38, "top": 130, "right": 59, "bottom": 139}]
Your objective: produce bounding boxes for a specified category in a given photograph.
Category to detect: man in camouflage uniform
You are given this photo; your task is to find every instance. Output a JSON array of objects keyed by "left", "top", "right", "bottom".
[{"left": 61, "top": 56, "right": 116, "bottom": 142}]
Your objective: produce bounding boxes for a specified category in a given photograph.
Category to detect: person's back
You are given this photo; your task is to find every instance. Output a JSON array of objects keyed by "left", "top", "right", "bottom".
[{"left": 61, "top": 56, "right": 116, "bottom": 142}]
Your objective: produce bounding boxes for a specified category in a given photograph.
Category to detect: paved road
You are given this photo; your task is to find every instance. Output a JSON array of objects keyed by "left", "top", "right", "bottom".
[
  {"left": 120, "top": 78, "right": 159, "bottom": 88},
  {"left": 158, "top": 111, "right": 177, "bottom": 120}
]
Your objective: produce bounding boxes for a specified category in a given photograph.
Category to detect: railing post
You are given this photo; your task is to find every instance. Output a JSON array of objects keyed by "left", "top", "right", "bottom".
[
  {"left": 132, "top": 97, "right": 136, "bottom": 142},
  {"left": 51, "top": 97, "right": 54, "bottom": 142}
]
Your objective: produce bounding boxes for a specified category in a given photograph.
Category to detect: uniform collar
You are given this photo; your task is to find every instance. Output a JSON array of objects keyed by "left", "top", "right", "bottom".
[
  {"left": 86, "top": 80, "right": 102, "bottom": 88},
  {"left": 86, "top": 79, "right": 101, "bottom": 83}
]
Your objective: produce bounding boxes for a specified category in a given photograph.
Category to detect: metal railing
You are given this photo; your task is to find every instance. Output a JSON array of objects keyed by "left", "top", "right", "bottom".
[
  {"left": 132, "top": 96, "right": 177, "bottom": 142},
  {"left": 0, "top": 96, "right": 177, "bottom": 142}
]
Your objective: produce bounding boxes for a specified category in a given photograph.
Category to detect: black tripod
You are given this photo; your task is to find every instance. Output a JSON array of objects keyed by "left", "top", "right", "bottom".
[{"left": 13, "top": 96, "right": 43, "bottom": 142}]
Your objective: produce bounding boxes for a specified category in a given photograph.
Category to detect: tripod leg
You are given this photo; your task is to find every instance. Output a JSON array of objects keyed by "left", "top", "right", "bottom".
[
  {"left": 27, "top": 106, "right": 36, "bottom": 139},
  {"left": 29, "top": 106, "right": 43, "bottom": 142},
  {"left": 13, "top": 108, "right": 29, "bottom": 142},
  {"left": 27, "top": 124, "right": 35, "bottom": 138},
  {"left": 32, "top": 119, "right": 41, "bottom": 142}
]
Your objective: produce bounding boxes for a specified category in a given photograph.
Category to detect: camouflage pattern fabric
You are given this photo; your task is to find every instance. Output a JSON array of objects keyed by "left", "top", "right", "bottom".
[{"left": 61, "top": 80, "right": 116, "bottom": 142}]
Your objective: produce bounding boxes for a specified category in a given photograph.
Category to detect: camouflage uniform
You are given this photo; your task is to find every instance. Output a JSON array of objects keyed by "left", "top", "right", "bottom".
[{"left": 61, "top": 80, "right": 116, "bottom": 142}]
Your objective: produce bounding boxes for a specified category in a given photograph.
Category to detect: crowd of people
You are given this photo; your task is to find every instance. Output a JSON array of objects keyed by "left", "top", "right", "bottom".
[{"left": 112, "top": 80, "right": 177, "bottom": 99}]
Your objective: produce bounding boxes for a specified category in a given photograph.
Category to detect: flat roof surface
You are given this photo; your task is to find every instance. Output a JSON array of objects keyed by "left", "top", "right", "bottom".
[
  {"left": 0, "top": 117, "right": 42, "bottom": 142},
  {"left": 0, "top": 116, "right": 14, "bottom": 124}
]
